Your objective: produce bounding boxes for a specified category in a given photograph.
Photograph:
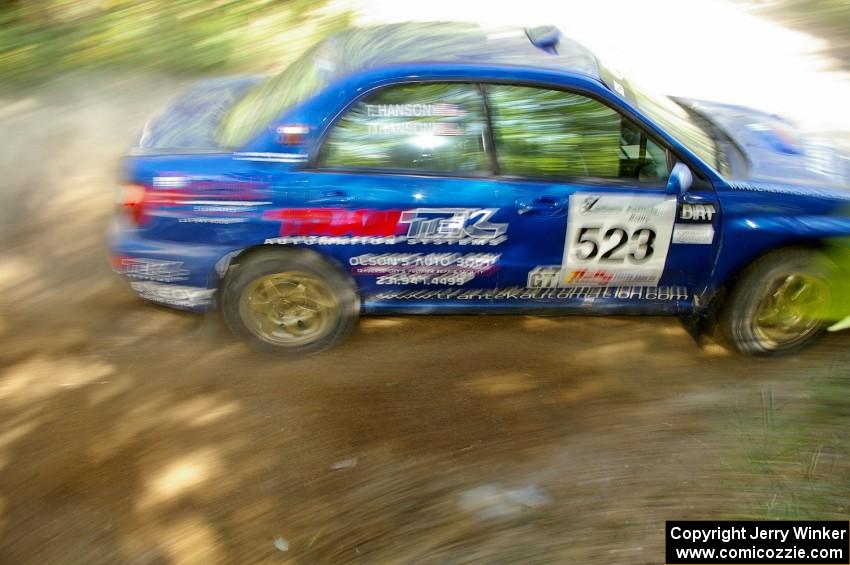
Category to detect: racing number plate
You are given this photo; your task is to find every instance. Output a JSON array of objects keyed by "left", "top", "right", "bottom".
[{"left": 561, "top": 193, "right": 677, "bottom": 286}]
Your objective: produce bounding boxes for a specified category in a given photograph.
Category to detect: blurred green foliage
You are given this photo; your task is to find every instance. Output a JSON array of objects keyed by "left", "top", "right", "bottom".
[
  {"left": 732, "top": 375, "right": 850, "bottom": 520},
  {"left": 0, "top": 0, "right": 351, "bottom": 86},
  {"left": 728, "top": 240, "right": 850, "bottom": 520},
  {"left": 761, "top": 0, "right": 850, "bottom": 63},
  {"left": 820, "top": 238, "right": 850, "bottom": 321}
]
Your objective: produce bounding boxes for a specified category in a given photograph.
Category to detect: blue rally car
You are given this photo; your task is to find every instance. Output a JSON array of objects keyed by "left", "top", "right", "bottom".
[{"left": 111, "top": 22, "right": 850, "bottom": 355}]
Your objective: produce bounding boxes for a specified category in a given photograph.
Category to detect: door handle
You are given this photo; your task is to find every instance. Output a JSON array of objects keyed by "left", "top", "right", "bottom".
[
  {"left": 311, "top": 190, "right": 354, "bottom": 205},
  {"left": 515, "top": 196, "right": 565, "bottom": 216}
]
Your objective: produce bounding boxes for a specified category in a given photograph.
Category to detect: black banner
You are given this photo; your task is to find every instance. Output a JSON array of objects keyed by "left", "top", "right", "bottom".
[{"left": 666, "top": 521, "right": 849, "bottom": 564}]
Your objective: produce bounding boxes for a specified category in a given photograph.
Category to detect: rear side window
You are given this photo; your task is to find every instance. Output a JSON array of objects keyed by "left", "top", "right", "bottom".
[
  {"left": 486, "top": 85, "right": 670, "bottom": 184},
  {"left": 318, "top": 83, "right": 490, "bottom": 174}
]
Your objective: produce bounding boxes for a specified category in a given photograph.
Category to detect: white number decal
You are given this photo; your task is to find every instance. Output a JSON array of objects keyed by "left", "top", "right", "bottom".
[
  {"left": 561, "top": 193, "right": 676, "bottom": 286},
  {"left": 572, "top": 225, "right": 658, "bottom": 264}
]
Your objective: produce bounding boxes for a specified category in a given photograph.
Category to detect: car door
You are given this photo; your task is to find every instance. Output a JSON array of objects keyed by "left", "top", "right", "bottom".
[
  {"left": 279, "top": 81, "right": 514, "bottom": 309},
  {"left": 483, "top": 84, "right": 721, "bottom": 312}
]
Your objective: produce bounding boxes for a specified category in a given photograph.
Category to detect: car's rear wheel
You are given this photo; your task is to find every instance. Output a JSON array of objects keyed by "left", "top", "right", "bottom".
[
  {"left": 221, "top": 249, "right": 360, "bottom": 355},
  {"left": 720, "top": 248, "right": 832, "bottom": 355}
]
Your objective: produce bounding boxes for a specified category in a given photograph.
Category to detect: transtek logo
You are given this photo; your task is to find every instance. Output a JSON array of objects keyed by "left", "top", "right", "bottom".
[
  {"left": 401, "top": 208, "right": 506, "bottom": 240},
  {"left": 263, "top": 208, "right": 508, "bottom": 246}
]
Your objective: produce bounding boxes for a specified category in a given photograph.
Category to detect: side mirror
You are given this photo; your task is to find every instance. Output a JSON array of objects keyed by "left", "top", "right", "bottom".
[{"left": 666, "top": 162, "right": 693, "bottom": 195}]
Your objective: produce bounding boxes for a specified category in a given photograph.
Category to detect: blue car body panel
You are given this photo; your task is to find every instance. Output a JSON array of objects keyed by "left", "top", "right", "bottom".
[{"left": 110, "top": 27, "right": 850, "bottom": 316}]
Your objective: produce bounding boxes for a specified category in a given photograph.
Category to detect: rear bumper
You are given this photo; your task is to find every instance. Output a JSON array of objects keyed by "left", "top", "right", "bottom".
[{"left": 108, "top": 220, "right": 235, "bottom": 312}]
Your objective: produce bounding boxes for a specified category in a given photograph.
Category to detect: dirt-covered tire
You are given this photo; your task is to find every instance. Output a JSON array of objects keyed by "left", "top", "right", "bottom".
[
  {"left": 719, "top": 248, "right": 833, "bottom": 355},
  {"left": 221, "top": 248, "right": 360, "bottom": 355}
]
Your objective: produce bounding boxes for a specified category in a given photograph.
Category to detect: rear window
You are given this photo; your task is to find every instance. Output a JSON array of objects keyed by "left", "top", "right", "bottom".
[
  {"left": 216, "top": 23, "right": 503, "bottom": 148},
  {"left": 216, "top": 45, "right": 329, "bottom": 148},
  {"left": 141, "top": 76, "right": 260, "bottom": 150},
  {"left": 317, "top": 83, "right": 490, "bottom": 174}
]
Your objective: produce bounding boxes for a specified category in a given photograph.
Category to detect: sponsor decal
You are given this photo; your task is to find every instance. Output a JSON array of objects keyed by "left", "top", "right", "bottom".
[
  {"left": 152, "top": 176, "right": 188, "bottom": 189},
  {"left": 528, "top": 265, "right": 661, "bottom": 288},
  {"left": 265, "top": 235, "right": 402, "bottom": 245},
  {"left": 363, "top": 103, "right": 466, "bottom": 136},
  {"left": 537, "top": 193, "right": 677, "bottom": 288},
  {"left": 191, "top": 205, "right": 259, "bottom": 212},
  {"left": 349, "top": 252, "right": 500, "bottom": 286},
  {"left": 372, "top": 285, "right": 689, "bottom": 302},
  {"left": 140, "top": 174, "right": 271, "bottom": 221},
  {"left": 563, "top": 269, "right": 614, "bottom": 285},
  {"left": 130, "top": 281, "right": 214, "bottom": 308},
  {"left": 672, "top": 224, "right": 715, "bottom": 245},
  {"left": 368, "top": 122, "right": 463, "bottom": 136},
  {"left": 679, "top": 202, "right": 716, "bottom": 222},
  {"left": 349, "top": 252, "right": 499, "bottom": 269},
  {"left": 612, "top": 81, "right": 626, "bottom": 97},
  {"left": 178, "top": 217, "right": 246, "bottom": 224},
  {"left": 149, "top": 174, "right": 269, "bottom": 200},
  {"left": 263, "top": 208, "right": 508, "bottom": 246},
  {"left": 727, "top": 181, "right": 850, "bottom": 200},
  {"left": 375, "top": 272, "right": 475, "bottom": 286},
  {"left": 275, "top": 124, "right": 309, "bottom": 145},
  {"left": 365, "top": 103, "right": 464, "bottom": 118},
  {"left": 114, "top": 258, "right": 189, "bottom": 283},
  {"left": 233, "top": 152, "right": 307, "bottom": 163}
]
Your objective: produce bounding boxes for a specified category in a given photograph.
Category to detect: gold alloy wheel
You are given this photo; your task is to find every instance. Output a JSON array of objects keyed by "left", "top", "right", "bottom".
[
  {"left": 753, "top": 273, "right": 826, "bottom": 348},
  {"left": 238, "top": 272, "right": 338, "bottom": 346}
]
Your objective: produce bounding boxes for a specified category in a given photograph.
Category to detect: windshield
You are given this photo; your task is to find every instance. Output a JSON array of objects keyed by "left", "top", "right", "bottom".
[{"left": 599, "top": 66, "right": 722, "bottom": 174}]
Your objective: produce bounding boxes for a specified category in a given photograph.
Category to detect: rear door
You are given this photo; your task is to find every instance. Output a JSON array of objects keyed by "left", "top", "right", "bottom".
[
  {"left": 278, "top": 82, "right": 513, "bottom": 308},
  {"left": 483, "top": 84, "right": 721, "bottom": 312}
]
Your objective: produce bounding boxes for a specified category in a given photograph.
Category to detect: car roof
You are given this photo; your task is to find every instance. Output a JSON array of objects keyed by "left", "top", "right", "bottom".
[
  {"left": 217, "top": 23, "right": 604, "bottom": 148},
  {"left": 312, "top": 22, "right": 601, "bottom": 80}
]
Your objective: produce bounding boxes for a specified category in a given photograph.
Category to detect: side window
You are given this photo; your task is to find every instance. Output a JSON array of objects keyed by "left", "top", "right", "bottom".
[
  {"left": 318, "top": 83, "right": 490, "bottom": 174},
  {"left": 486, "top": 85, "right": 671, "bottom": 184}
]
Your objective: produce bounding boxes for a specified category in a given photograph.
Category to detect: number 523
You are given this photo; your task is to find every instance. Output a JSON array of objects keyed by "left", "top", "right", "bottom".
[{"left": 573, "top": 225, "right": 656, "bottom": 263}]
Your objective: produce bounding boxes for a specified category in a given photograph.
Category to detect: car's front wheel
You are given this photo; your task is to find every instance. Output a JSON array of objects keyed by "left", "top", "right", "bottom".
[
  {"left": 720, "top": 248, "right": 832, "bottom": 355},
  {"left": 221, "top": 249, "right": 360, "bottom": 355}
]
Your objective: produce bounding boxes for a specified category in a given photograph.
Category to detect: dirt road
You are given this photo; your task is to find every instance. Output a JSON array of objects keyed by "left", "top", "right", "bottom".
[{"left": 0, "top": 75, "right": 848, "bottom": 564}]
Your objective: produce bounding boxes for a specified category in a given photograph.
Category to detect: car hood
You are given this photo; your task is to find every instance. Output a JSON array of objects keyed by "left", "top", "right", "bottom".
[
  {"left": 138, "top": 75, "right": 262, "bottom": 151},
  {"left": 676, "top": 97, "right": 850, "bottom": 189}
]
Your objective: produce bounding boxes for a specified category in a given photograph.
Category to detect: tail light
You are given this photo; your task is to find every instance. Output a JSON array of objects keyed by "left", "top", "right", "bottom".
[
  {"left": 121, "top": 183, "right": 148, "bottom": 226},
  {"left": 110, "top": 254, "right": 130, "bottom": 271}
]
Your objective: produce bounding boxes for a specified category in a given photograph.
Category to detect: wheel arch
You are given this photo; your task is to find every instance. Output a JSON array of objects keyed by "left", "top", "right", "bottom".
[
  {"left": 699, "top": 237, "right": 837, "bottom": 334},
  {"left": 213, "top": 244, "right": 355, "bottom": 301},
  {"left": 713, "top": 239, "right": 832, "bottom": 297}
]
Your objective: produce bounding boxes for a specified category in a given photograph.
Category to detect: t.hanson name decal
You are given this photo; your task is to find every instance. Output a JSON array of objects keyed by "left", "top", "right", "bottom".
[{"left": 263, "top": 208, "right": 508, "bottom": 246}]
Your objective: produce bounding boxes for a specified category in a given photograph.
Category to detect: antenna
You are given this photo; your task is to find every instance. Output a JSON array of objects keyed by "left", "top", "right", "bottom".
[{"left": 525, "top": 26, "right": 561, "bottom": 54}]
